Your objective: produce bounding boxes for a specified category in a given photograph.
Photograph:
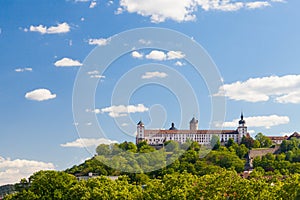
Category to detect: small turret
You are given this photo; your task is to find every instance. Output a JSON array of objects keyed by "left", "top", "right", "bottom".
[
  {"left": 239, "top": 113, "right": 245, "bottom": 126},
  {"left": 169, "top": 122, "right": 177, "bottom": 130},
  {"left": 190, "top": 117, "right": 198, "bottom": 130}
]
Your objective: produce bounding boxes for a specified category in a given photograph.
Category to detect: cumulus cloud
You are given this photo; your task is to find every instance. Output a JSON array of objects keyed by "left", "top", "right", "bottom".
[
  {"left": 88, "top": 104, "right": 149, "bottom": 118},
  {"left": 145, "top": 50, "right": 167, "bottom": 60},
  {"left": 131, "top": 51, "right": 143, "bottom": 59},
  {"left": 61, "top": 138, "right": 118, "bottom": 148},
  {"left": 89, "top": 1, "right": 97, "bottom": 8},
  {"left": 197, "top": 0, "right": 244, "bottom": 11},
  {"left": 215, "top": 74, "right": 300, "bottom": 104},
  {"left": 217, "top": 115, "right": 290, "bottom": 129},
  {"left": 141, "top": 71, "right": 168, "bottom": 79},
  {"left": 27, "top": 22, "right": 70, "bottom": 34},
  {"left": 25, "top": 89, "right": 56, "bottom": 101},
  {"left": 144, "top": 50, "right": 185, "bottom": 61},
  {"left": 0, "top": 156, "right": 55, "bottom": 185},
  {"left": 118, "top": 0, "right": 283, "bottom": 23},
  {"left": 119, "top": 0, "right": 197, "bottom": 23},
  {"left": 54, "top": 57, "right": 82, "bottom": 67},
  {"left": 88, "top": 38, "right": 111, "bottom": 46},
  {"left": 245, "top": 1, "right": 271, "bottom": 9},
  {"left": 167, "top": 51, "right": 185, "bottom": 60},
  {"left": 15, "top": 67, "right": 32, "bottom": 72}
]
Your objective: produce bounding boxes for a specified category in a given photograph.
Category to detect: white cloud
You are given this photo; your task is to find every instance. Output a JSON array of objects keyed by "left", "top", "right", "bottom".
[
  {"left": 131, "top": 51, "right": 143, "bottom": 59},
  {"left": 15, "top": 67, "right": 32, "bottom": 72},
  {"left": 246, "top": 1, "right": 270, "bottom": 9},
  {"left": 197, "top": 0, "right": 244, "bottom": 11},
  {"left": 61, "top": 138, "right": 118, "bottom": 148},
  {"left": 89, "top": 1, "right": 97, "bottom": 8},
  {"left": 90, "top": 75, "right": 105, "bottom": 79},
  {"left": 145, "top": 50, "right": 185, "bottom": 61},
  {"left": 86, "top": 108, "right": 101, "bottom": 114},
  {"left": 119, "top": 0, "right": 197, "bottom": 23},
  {"left": 88, "top": 38, "right": 110, "bottom": 46},
  {"left": 25, "top": 89, "right": 56, "bottom": 101},
  {"left": 215, "top": 74, "right": 300, "bottom": 104},
  {"left": 54, "top": 57, "right": 82, "bottom": 67},
  {"left": 115, "top": 7, "right": 123, "bottom": 14},
  {"left": 167, "top": 51, "right": 185, "bottom": 60},
  {"left": 27, "top": 22, "right": 70, "bottom": 34},
  {"left": 0, "top": 156, "right": 55, "bottom": 185},
  {"left": 141, "top": 71, "right": 168, "bottom": 79},
  {"left": 271, "top": 0, "right": 286, "bottom": 2},
  {"left": 145, "top": 50, "right": 167, "bottom": 60},
  {"left": 98, "top": 104, "right": 149, "bottom": 118},
  {"left": 217, "top": 115, "right": 290, "bottom": 129},
  {"left": 118, "top": 0, "right": 282, "bottom": 23},
  {"left": 87, "top": 70, "right": 105, "bottom": 79},
  {"left": 174, "top": 61, "right": 185, "bottom": 66},
  {"left": 108, "top": 0, "right": 114, "bottom": 5}
]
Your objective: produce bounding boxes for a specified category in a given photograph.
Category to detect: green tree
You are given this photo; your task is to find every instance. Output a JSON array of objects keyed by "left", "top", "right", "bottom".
[
  {"left": 96, "top": 144, "right": 111, "bottom": 156},
  {"left": 164, "top": 140, "right": 179, "bottom": 152},
  {"left": 210, "top": 135, "right": 220, "bottom": 150},
  {"left": 241, "top": 135, "right": 255, "bottom": 149},
  {"left": 255, "top": 133, "right": 272, "bottom": 148}
]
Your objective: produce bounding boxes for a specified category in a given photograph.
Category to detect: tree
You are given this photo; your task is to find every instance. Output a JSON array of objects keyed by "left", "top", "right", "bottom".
[
  {"left": 241, "top": 135, "right": 255, "bottom": 149},
  {"left": 210, "top": 135, "right": 220, "bottom": 150},
  {"left": 164, "top": 140, "right": 179, "bottom": 152},
  {"left": 226, "top": 138, "right": 235, "bottom": 148},
  {"left": 96, "top": 144, "right": 111, "bottom": 156},
  {"left": 255, "top": 133, "right": 272, "bottom": 148},
  {"left": 235, "top": 144, "right": 249, "bottom": 159}
]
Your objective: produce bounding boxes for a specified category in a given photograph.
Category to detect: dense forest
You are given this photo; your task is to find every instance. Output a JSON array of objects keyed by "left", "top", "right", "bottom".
[{"left": 5, "top": 134, "right": 300, "bottom": 199}]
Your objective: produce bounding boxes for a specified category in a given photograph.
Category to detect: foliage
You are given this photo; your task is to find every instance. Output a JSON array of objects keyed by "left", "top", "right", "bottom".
[
  {"left": 210, "top": 135, "right": 221, "bottom": 150},
  {"left": 9, "top": 139, "right": 300, "bottom": 199},
  {"left": 255, "top": 133, "right": 272, "bottom": 148}
]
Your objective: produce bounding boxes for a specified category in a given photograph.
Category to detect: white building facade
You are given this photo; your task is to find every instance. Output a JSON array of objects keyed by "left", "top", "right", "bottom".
[{"left": 136, "top": 114, "right": 248, "bottom": 146}]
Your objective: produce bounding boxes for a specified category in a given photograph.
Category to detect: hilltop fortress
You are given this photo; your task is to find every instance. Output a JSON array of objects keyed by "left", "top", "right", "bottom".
[{"left": 136, "top": 113, "right": 249, "bottom": 146}]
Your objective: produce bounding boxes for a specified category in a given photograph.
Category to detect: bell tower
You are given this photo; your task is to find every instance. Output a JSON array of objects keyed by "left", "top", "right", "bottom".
[
  {"left": 237, "top": 113, "right": 247, "bottom": 143},
  {"left": 136, "top": 120, "right": 145, "bottom": 143}
]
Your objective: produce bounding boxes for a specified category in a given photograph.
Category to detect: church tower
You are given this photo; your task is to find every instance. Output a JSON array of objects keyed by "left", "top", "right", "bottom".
[
  {"left": 190, "top": 117, "right": 198, "bottom": 131},
  {"left": 136, "top": 120, "right": 145, "bottom": 143},
  {"left": 237, "top": 113, "right": 247, "bottom": 143}
]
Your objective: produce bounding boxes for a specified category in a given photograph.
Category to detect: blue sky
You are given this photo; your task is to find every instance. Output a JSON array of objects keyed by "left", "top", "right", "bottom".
[{"left": 0, "top": 0, "right": 298, "bottom": 184}]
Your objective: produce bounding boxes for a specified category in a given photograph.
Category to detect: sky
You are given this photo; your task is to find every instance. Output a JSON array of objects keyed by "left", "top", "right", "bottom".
[{"left": 0, "top": 0, "right": 299, "bottom": 185}]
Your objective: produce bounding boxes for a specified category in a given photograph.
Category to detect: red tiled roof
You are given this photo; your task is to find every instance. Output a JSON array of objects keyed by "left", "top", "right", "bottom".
[
  {"left": 267, "top": 136, "right": 288, "bottom": 140},
  {"left": 144, "top": 129, "right": 237, "bottom": 135}
]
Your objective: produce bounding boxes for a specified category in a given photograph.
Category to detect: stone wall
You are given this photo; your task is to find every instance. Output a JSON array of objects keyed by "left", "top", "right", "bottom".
[{"left": 249, "top": 146, "right": 280, "bottom": 159}]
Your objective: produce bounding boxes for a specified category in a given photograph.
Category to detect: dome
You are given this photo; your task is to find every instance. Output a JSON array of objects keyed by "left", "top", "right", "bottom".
[
  {"left": 169, "top": 122, "right": 177, "bottom": 130},
  {"left": 190, "top": 117, "right": 198, "bottom": 124},
  {"left": 239, "top": 113, "right": 245, "bottom": 125},
  {"left": 137, "top": 120, "right": 144, "bottom": 126}
]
